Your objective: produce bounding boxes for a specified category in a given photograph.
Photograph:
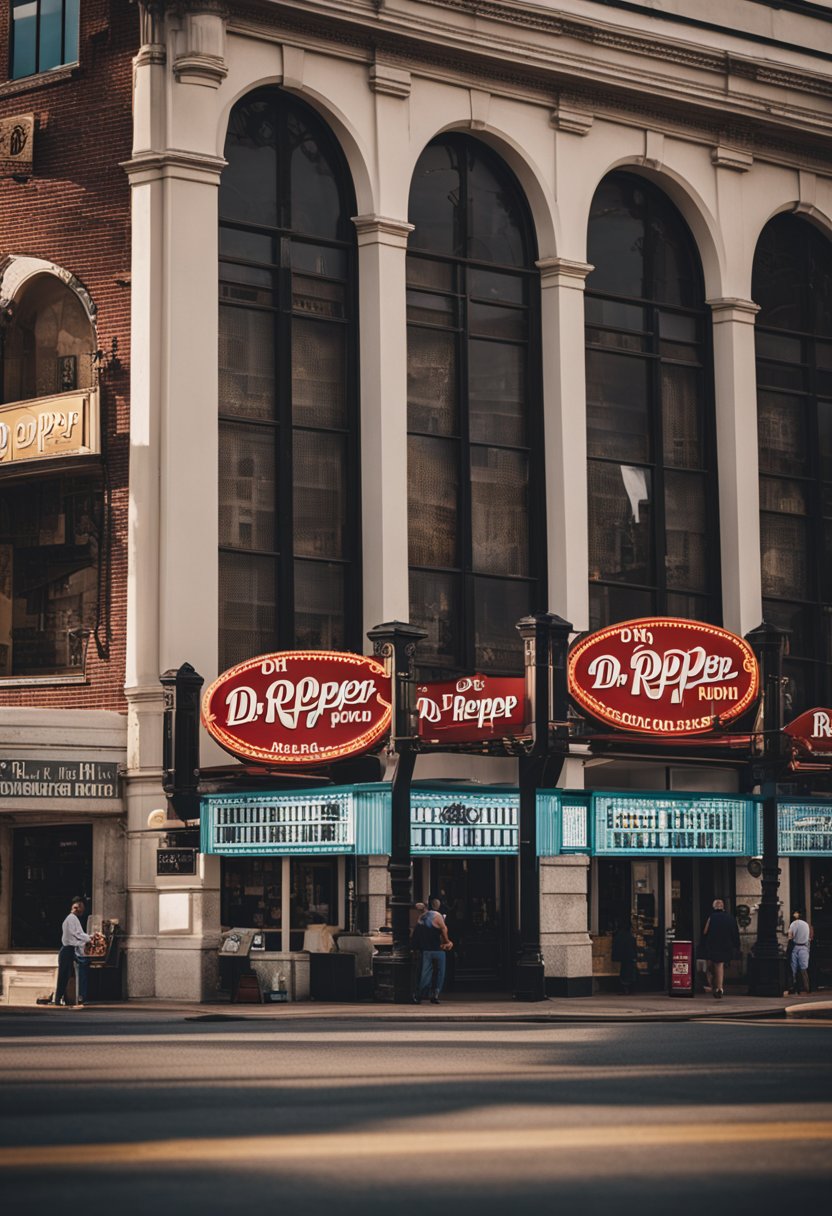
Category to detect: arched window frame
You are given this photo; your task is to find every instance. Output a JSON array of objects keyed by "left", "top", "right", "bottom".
[
  {"left": 406, "top": 133, "right": 546, "bottom": 677},
  {"left": 753, "top": 213, "right": 832, "bottom": 715},
  {"left": 584, "top": 172, "right": 720, "bottom": 630},
  {"left": 217, "top": 89, "right": 361, "bottom": 670}
]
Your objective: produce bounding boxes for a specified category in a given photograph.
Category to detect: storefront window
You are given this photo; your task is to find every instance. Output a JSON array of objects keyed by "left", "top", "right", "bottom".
[
  {"left": 753, "top": 214, "right": 832, "bottom": 716},
  {"left": 221, "top": 858, "right": 282, "bottom": 932},
  {"left": 290, "top": 858, "right": 338, "bottom": 949},
  {"left": 407, "top": 136, "right": 544, "bottom": 675},
  {"left": 585, "top": 174, "right": 719, "bottom": 630},
  {"left": 11, "top": 824, "right": 91, "bottom": 948},
  {"left": 217, "top": 91, "right": 359, "bottom": 670},
  {"left": 0, "top": 477, "right": 101, "bottom": 676}
]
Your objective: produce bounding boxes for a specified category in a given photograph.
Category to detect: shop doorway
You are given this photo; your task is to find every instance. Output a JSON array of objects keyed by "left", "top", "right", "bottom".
[
  {"left": 12, "top": 824, "right": 92, "bottom": 948},
  {"left": 426, "top": 857, "right": 516, "bottom": 991},
  {"left": 671, "top": 859, "right": 737, "bottom": 945},
  {"left": 810, "top": 861, "right": 832, "bottom": 989}
]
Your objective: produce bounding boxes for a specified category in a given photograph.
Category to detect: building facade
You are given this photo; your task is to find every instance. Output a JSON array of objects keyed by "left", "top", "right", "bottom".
[
  {"left": 3, "top": 1, "right": 832, "bottom": 1002},
  {"left": 0, "top": 1, "right": 135, "bottom": 1001}
]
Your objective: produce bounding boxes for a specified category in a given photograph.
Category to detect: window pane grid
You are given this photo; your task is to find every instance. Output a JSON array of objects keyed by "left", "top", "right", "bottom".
[
  {"left": 219, "top": 90, "right": 359, "bottom": 655},
  {"left": 586, "top": 173, "right": 716, "bottom": 628},
  {"left": 407, "top": 135, "right": 542, "bottom": 673}
]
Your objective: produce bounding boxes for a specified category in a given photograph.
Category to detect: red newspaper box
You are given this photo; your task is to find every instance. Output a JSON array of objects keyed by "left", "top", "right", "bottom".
[{"left": 669, "top": 940, "right": 695, "bottom": 997}]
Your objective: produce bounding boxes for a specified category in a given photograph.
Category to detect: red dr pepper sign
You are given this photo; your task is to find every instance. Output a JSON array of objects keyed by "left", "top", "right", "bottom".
[
  {"left": 416, "top": 675, "right": 528, "bottom": 745},
  {"left": 201, "top": 651, "right": 392, "bottom": 766},
  {"left": 568, "top": 618, "right": 759, "bottom": 736}
]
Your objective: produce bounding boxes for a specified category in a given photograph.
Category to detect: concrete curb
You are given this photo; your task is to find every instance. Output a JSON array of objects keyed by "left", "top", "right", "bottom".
[{"left": 784, "top": 1000, "right": 832, "bottom": 1019}]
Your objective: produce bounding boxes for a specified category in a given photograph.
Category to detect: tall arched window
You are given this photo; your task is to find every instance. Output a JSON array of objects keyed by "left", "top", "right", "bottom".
[
  {"left": 585, "top": 173, "right": 718, "bottom": 629},
  {"left": 218, "top": 91, "right": 359, "bottom": 670},
  {"left": 753, "top": 214, "right": 832, "bottom": 715},
  {"left": 406, "top": 135, "right": 544, "bottom": 675}
]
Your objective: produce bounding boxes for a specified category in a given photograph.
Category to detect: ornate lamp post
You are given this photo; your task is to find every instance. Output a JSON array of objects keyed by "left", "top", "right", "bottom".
[
  {"left": 746, "top": 622, "right": 790, "bottom": 996},
  {"left": 367, "top": 621, "right": 427, "bottom": 1003},
  {"left": 514, "top": 613, "right": 572, "bottom": 1001}
]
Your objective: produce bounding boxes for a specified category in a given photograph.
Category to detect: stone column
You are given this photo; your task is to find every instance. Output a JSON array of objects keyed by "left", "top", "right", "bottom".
[
  {"left": 708, "top": 297, "right": 762, "bottom": 636},
  {"left": 537, "top": 258, "right": 593, "bottom": 631},
  {"left": 124, "top": 8, "right": 227, "bottom": 998},
  {"left": 540, "top": 854, "right": 593, "bottom": 996},
  {"left": 352, "top": 216, "right": 413, "bottom": 636}
]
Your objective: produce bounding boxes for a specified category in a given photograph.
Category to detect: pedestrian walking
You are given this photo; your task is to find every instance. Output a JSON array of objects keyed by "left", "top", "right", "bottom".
[
  {"left": 786, "top": 909, "right": 812, "bottom": 994},
  {"left": 411, "top": 905, "right": 452, "bottom": 1005},
  {"left": 54, "top": 896, "right": 91, "bottom": 1008},
  {"left": 701, "top": 898, "right": 740, "bottom": 1000}
]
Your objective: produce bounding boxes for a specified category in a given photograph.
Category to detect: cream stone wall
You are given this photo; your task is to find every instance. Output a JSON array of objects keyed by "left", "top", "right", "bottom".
[{"left": 125, "top": 1, "right": 832, "bottom": 997}]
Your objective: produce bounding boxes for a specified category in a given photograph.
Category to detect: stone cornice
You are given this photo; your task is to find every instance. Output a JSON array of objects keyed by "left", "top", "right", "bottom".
[
  {"left": 707, "top": 297, "right": 761, "bottom": 324},
  {"left": 121, "top": 149, "right": 227, "bottom": 185},
  {"left": 227, "top": 1, "right": 832, "bottom": 151},
  {"left": 352, "top": 214, "right": 415, "bottom": 247},
  {"left": 537, "top": 257, "right": 594, "bottom": 288}
]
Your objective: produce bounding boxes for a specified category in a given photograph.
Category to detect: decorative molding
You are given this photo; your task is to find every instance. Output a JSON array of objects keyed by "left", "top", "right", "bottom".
[
  {"left": 370, "top": 60, "right": 411, "bottom": 98},
  {"left": 173, "top": 54, "right": 227, "bottom": 87},
  {"left": 135, "top": 46, "right": 167, "bottom": 69},
  {"left": 550, "top": 98, "right": 593, "bottom": 136},
  {"left": 352, "top": 214, "right": 414, "bottom": 248},
  {"left": 469, "top": 88, "right": 491, "bottom": 131},
  {"left": 793, "top": 168, "right": 827, "bottom": 222},
  {"left": 634, "top": 130, "right": 665, "bottom": 172},
  {"left": 707, "top": 297, "right": 760, "bottom": 325},
  {"left": 711, "top": 143, "right": 753, "bottom": 172},
  {"left": 121, "top": 149, "right": 227, "bottom": 185},
  {"left": 536, "top": 258, "right": 594, "bottom": 289},
  {"left": 282, "top": 45, "right": 306, "bottom": 92}
]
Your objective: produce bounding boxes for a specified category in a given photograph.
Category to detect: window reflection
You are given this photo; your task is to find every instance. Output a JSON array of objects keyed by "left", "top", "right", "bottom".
[
  {"left": 218, "top": 91, "right": 358, "bottom": 667},
  {"left": 755, "top": 215, "right": 832, "bottom": 711},
  {"left": 407, "top": 135, "right": 542, "bottom": 674},
  {"left": 585, "top": 172, "right": 716, "bottom": 628}
]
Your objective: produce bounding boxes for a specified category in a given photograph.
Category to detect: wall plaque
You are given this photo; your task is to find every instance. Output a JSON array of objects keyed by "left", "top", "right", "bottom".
[
  {"left": 156, "top": 848, "right": 197, "bottom": 876},
  {"left": 0, "top": 758, "right": 119, "bottom": 800},
  {"left": 0, "top": 114, "right": 34, "bottom": 176}
]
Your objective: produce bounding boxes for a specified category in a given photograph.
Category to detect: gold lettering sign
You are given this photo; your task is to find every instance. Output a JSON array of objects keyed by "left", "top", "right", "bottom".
[
  {"left": 0, "top": 389, "right": 99, "bottom": 467},
  {"left": 0, "top": 114, "right": 34, "bottom": 176}
]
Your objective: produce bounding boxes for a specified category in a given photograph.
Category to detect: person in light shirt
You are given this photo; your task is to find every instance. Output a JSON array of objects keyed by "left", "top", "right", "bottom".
[
  {"left": 54, "top": 896, "right": 91, "bottom": 1007},
  {"left": 787, "top": 909, "right": 813, "bottom": 994}
]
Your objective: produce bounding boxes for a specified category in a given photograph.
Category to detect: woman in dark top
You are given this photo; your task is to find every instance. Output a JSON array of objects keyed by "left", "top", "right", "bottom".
[{"left": 701, "top": 899, "right": 740, "bottom": 1000}]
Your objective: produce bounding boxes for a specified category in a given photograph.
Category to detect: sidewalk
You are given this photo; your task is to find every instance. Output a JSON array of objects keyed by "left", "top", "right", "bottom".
[{"left": 4, "top": 989, "right": 830, "bottom": 1022}]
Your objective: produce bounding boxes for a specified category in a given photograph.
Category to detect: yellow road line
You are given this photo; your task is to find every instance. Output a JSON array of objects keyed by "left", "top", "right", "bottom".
[{"left": 2, "top": 1120, "right": 832, "bottom": 1170}]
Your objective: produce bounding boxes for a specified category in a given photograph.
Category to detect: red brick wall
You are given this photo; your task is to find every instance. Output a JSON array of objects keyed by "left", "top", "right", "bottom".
[{"left": 0, "top": 0, "right": 137, "bottom": 712}]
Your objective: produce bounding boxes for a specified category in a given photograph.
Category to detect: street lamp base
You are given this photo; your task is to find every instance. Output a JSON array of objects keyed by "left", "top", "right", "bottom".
[
  {"left": 747, "top": 952, "right": 788, "bottom": 997},
  {"left": 513, "top": 957, "right": 546, "bottom": 1002}
]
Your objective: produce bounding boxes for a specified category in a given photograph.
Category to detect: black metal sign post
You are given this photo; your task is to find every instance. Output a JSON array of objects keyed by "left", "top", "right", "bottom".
[
  {"left": 368, "top": 621, "right": 427, "bottom": 1003},
  {"left": 514, "top": 613, "right": 572, "bottom": 1001},
  {"left": 160, "top": 662, "right": 204, "bottom": 823},
  {"left": 746, "top": 622, "right": 790, "bottom": 996}
]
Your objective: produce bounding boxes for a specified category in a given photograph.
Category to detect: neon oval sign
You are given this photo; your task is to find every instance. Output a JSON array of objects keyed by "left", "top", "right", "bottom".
[
  {"left": 201, "top": 650, "right": 392, "bottom": 766},
  {"left": 568, "top": 618, "right": 759, "bottom": 736}
]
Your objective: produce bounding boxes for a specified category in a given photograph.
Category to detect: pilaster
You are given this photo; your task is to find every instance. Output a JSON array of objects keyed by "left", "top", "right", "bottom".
[
  {"left": 353, "top": 215, "right": 414, "bottom": 636},
  {"left": 707, "top": 296, "right": 762, "bottom": 635},
  {"left": 537, "top": 257, "right": 593, "bottom": 631}
]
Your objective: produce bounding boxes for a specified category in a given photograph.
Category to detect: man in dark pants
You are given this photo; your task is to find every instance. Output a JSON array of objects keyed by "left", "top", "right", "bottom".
[
  {"left": 54, "top": 896, "right": 91, "bottom": 1007},
  {"left": 701, "top": 898, "right": 740, "bottom": 1000}
]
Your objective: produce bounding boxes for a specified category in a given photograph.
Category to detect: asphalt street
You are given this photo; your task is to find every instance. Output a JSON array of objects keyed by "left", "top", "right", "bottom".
[{"left": 0, "top": 1009, "right": 830, "bottom": 1215}]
